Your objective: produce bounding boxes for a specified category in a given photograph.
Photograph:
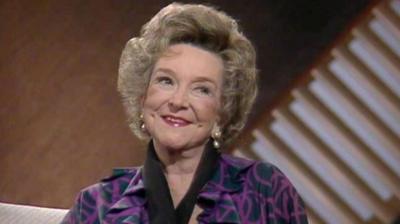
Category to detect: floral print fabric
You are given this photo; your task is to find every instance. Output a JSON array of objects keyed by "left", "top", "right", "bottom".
[{"left": 61, "top": 154, "right": 308, "bottom": 223}]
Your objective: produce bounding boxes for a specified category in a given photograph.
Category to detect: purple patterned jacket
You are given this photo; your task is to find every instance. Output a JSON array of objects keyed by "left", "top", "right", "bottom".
[{"left": 61, "top": 154, "right": 308, "bottom": 223}]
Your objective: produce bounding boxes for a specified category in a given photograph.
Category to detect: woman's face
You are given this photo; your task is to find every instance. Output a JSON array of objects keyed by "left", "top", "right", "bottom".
[{"left": 142, "top": 44, "right": 223, "bottom": 151}]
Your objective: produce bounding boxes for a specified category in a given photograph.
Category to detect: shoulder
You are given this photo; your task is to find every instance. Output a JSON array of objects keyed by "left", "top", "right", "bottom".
[
  {"left": 218, "top": 154, "right": 283, "bottom": 192},
  {"left": 81, "top": 167, "right": 141, "bottom": 199},
  {"left": 220, "top": 155, "right": 308, "bottom": 223},
  {"left": 220, "top": 154, "right": 281, "bottom": 183},
  {"left": 101, "top": 167, "right": 141, "bottom": 183},
  {"left": 225, "top": 155, "right": 298, "bottom": 195},
  {"left": 61, "top": 167, "right": 142, "bottom": 223},
  {"left": 86, "top": 167, "right": 142, "bottom": 203}
]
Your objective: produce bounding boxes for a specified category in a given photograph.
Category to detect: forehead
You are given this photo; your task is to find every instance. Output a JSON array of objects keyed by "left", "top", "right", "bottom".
[{"left": 154, "top": 44, "right": 224, "bottom": 82}]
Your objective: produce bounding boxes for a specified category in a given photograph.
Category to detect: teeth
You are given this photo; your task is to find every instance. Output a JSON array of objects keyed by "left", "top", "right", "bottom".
[{"left": 165, "top": 116, "right": 186, "bottom": 124}]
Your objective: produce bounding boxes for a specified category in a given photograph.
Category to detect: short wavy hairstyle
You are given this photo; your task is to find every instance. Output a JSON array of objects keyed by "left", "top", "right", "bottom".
[{"left": 118, "top": 2, "right": 257, "bottom": 146}]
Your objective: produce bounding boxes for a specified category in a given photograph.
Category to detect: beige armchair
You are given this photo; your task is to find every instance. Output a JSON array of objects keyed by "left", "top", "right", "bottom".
[{"left": 0, "top": 202, "right": 68, "bottom": 224}]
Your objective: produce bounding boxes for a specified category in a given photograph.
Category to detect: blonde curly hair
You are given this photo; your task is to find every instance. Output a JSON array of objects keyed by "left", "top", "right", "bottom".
[{"left": 118, "top": 2, "right": 257, "bottom": 146}]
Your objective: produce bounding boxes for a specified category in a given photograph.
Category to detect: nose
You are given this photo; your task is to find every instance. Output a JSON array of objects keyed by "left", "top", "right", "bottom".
[{"left": 168, "top": 87, "right": 189, "bottom": 111}]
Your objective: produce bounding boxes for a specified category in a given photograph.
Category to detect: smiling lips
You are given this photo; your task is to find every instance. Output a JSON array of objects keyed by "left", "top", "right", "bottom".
[{"left": 162, "top": 115, "right": 191, "bottom": 127}]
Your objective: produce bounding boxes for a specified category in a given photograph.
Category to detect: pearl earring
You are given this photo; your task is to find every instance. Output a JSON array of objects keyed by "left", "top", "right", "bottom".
[
  {"left": 213, "top": 139, "right": 220, "bottom": 149},
  {"left": 140, "top": 114, "right": 146, "bottom": 132},
  {"left": 212, "top": 127, "right": 222, "bottom": 149}
]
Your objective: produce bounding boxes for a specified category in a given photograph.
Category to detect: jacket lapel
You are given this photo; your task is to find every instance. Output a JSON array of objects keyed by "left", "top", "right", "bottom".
[{"left": 103, "top": 168, "right": 149, "bottom": 224}]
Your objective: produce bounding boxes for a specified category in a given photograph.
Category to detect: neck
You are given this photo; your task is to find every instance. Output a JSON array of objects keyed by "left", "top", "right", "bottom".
[
  {"left": 152, "top": 140, "right": 208, "bottom": 207},
  {"left": 153, "top": 140, "right": 206, "bottom": 175},
  {"left": 144, "top": 140, "right": 220, "bottom": 223}
]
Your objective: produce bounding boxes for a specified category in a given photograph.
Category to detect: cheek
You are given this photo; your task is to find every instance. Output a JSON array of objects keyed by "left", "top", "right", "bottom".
[
  {"left": 142, "top": 87, "right": 165, "bottom": 110},
  {"left": 142, "top": 89, "right": 161, "bottom": 133},
  {"left": 195, "top": 99, "right": 221, "bottom": 122}
]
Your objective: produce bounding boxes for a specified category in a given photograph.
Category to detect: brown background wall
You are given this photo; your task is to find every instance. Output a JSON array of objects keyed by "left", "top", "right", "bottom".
[
  {"left": 0, "top": 0, "right": 155, "bottom": 208},
  {"left": 0, "top": 0, "right": 369, "bottom": 209}
]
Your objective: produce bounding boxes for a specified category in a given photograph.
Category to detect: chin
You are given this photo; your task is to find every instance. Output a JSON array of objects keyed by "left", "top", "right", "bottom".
[
  {"left": 155, "top": 137, "right": 187, "bottom": 150},
  {"left": 156, "top": 136, "right": 206, "bottom": 152},
  {"left": 151, "top": 128, "right": 210, "bottom": 151}
]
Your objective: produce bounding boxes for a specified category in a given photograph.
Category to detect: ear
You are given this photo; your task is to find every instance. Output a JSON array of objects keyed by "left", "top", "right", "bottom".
[
  {"left": 212, "top": 122, "right": 221, "bottom": 133},
  {"left": 214, "top": 111, "right": 224, "bottom": 129},
  {"left": 211, "top": 123, "right": 222, "bottom": 140},
  {"left": 139, "top": 95, "right": 147, "bottom": 119}
]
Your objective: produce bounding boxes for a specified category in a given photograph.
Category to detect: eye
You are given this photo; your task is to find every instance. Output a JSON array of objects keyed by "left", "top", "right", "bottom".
[
  {"left": 156, "top": 76, "right": 174, "bottom": 86},
  {"left": 194, "top": 85, "right": 213, "bottom": 96}
]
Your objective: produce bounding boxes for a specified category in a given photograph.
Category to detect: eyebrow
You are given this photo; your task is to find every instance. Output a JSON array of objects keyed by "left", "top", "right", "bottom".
[
  {"left": 152, "top": 67, "right": 176, "bottom": 76},
  {"left": 153, "top": 68, "right": 219, "bottom": 88}
]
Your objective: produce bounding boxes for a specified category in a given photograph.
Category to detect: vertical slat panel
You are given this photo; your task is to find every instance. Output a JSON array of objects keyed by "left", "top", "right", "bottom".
[
  {"left": 373, "top": 1, "right": 400, "bottom": 40},
  {"left": 291, "top": 87, "right": 400, "bottom": 201},
  {"left": 232, "top": 149, "right": 253, "bottom": 160},
  {"left": 306, "top": 207, "right": 325, "bottom": 224},
  {"left": 352, "top": 25, "right": 400, "bottom": 80},
  {"left": 331, "top": 46, "right": 400, "bottom": 136},
  {"left": 271, "top": 107, "right": 394, "bottom": 223},
  {"left": 390, "top": 0, "right": 400, "bottom": 15},
  {"left": 232, "top": 137, "right": 260, "bottom": 160},
  {"left": 311, "top": 68, "right": 400, "bottom": 177},
  {"left": 352, "top": 23, "right": 399, "bottom": 65},
  {"left": 369, "top": 18, "right": 400, "bottom": 58},
  {"left": 252, "top": 129, "right": 361, "bottom": 224},
  {"left": 349, "top": 38, "right": 400, "bottom": 98},
  {"left": 235, "top": 1, "right": 400, "bottom": 223}
]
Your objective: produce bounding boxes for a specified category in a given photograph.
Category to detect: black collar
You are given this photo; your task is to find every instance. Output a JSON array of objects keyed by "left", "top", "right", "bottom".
[{"left": 143, "top": 140, "right": 220, "bottom": 224}]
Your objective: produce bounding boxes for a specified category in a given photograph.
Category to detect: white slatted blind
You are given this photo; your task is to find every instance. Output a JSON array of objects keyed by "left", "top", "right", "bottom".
[{"left": 233, "top": 1, "right": 400, "bottom": 223}]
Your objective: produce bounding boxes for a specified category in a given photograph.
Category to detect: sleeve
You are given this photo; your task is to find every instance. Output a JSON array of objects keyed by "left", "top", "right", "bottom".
[
  {"left": 269, "top": 164, "right": 309, "bottom": 224},
  {"left": 60, "top": 192, "right": 83, "bottom": 224},
  {"left": 60, "top": 188, "right": 101, "bottom": 224},
  {"left": 59, "top": 168, "right": 136, "bottom": 224}
]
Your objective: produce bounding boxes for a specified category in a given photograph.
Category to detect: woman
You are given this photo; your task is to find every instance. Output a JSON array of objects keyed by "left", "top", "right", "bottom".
[{"left": 62, "top": 3, "right": 308, "bottom": 224}]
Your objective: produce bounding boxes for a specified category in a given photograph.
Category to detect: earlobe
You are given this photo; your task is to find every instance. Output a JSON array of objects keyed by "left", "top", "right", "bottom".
[
  {"left": 212, "top": 125, "right": 221, "bottom": 138},
  {"left": 139, "top": 95, "right": 148, "bottom": 135},
  {"left": 139, "top": 113, "right": 147, "bottom": 133},
  {"left": 139, "top": 94, "right": 146, "bottom": 119}
]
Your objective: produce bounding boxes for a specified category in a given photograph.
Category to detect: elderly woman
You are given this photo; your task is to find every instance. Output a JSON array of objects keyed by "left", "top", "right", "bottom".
[{"left": 62, "top": 3, "right": 308, "bottom": 224}]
